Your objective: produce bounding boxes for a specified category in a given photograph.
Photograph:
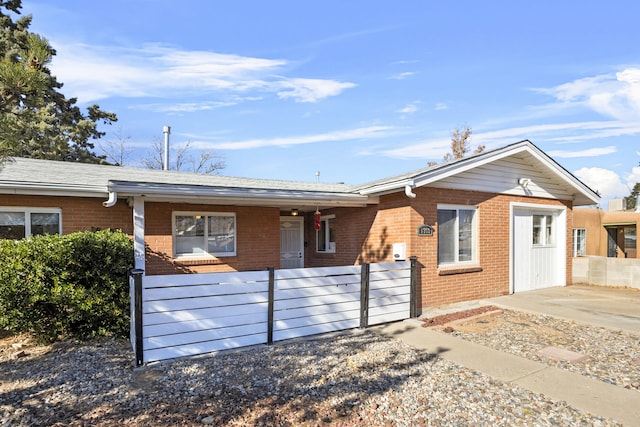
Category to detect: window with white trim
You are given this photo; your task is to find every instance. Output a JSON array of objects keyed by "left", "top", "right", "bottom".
[
  {"left": 572, "top": 228, "right": 586, "bottom": 257},
  {"left": 533, "top": 214, "right": 554, "bottom": 246},
  {"left": 316, "top": 215, "right": 336, "bottom": 253},
  {"left": 0, "top": 207, "right": 61, "bottom": 239},
  {"left": 437, "top": 205, "right": 478, "bottom": 265},
  {"left": 173, "top": 212, "right": 236, "bottom": 257}
]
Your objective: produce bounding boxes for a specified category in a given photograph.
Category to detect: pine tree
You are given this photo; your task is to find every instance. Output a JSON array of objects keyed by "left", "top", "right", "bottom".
[
  {"left": 0, "top": 0, "right": 116, "bottom": 163},
  {"left": 625, "top": 182, "right": 640, "bottom": 210}
]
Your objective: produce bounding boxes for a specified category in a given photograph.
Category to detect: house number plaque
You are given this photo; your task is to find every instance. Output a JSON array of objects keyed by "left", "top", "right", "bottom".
[{"left": 417, "top": 224, "right": 433, "bottom": 236}]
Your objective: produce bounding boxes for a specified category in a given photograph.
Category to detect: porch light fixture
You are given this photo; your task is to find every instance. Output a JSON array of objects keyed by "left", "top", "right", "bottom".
[
  {"left": 291, "top": 208, "right": 299, "bottom": 216},
  {"left": 517, "top": 178, "right": 531, "bottom": 188}
]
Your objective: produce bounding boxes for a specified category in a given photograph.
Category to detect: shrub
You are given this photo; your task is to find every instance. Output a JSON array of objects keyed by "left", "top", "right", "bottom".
[{"left": 0, "top": 229, "right": 134, "bottom": 342}]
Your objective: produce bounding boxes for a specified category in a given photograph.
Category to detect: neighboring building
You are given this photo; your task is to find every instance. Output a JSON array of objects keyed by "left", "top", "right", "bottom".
[
  {"left": 0, "top": 140, "right": 599, "bottom": 311},
  {"left": 573, "top": 204, "right": 638, "bottom": 259}
]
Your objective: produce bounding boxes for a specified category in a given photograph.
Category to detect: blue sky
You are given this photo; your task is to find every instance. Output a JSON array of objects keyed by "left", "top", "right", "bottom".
[{"left": 21, "top": 0, "right": 640, "bottom": 208}]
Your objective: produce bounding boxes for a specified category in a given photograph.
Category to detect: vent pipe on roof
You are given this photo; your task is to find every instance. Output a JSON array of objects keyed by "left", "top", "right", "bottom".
[
  {"left": 635, "top": 194, "right": 640, "bottom": 213},
  {"left": 163, "top": 125, "right": 171, "bottom": 171}
]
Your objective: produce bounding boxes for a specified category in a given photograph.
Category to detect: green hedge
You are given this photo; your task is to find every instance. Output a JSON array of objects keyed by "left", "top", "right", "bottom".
[{"left": 0, "top": 229, "right": 134, "bottom": 342}]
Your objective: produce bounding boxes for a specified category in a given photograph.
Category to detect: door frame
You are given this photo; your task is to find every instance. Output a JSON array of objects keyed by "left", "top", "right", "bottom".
[
  {"left": 280, "top": 216, "right": 304, "bottom": 269},
  {"left": 509, "top": 202, "right": 567, "bottom": 294}
]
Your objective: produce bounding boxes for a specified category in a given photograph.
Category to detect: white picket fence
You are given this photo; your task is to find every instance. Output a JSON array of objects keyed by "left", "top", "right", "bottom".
[{"left": 130, "top": 261, "right": 414, "bottom": 364}]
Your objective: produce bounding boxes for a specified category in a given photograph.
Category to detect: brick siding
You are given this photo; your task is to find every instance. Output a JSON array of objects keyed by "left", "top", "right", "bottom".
[
  {"left": 2, "top": 188, "right": 574, "bottom": 308},
  {"left": 0, "top": 194, "right": 132, "bottom": 234},
  {"left": 304, "top": 188, "right": 573, "bottom": 309}
]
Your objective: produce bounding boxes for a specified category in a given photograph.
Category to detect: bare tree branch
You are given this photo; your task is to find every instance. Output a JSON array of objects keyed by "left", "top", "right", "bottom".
[
  {"left": 141, "top": 138, "right": 226, "bottom": 174},
  {"left": 430, "top": 125, "right": 484, "bottom": 166},
  {"left": 97, "top": 126, "right": 134, "bottom": 166}
]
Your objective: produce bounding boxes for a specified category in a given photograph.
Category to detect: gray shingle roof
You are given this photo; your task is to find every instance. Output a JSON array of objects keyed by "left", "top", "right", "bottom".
[{"left": 0, "top": 157, "right": 356, "bottom": 194}]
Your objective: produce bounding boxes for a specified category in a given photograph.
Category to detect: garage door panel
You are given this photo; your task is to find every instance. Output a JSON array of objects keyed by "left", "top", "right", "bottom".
[{"left": 513, "top": 207, "right": 564, "bottom": 293}]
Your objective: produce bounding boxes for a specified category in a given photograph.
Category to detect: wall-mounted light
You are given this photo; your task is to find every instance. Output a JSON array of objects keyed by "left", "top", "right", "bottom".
[
  {"left": 291, "top": 208, "right": 299, "bottom": 216},
  {"left": 517, "top": 178, "right": 531, "bottom": 188}
]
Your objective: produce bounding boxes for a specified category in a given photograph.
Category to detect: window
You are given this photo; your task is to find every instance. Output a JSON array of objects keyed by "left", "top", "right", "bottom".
[
  {"left": 316, "top": 215, "right": 336, "bottom": 253},
  {"left": 173, "top": 212, "right": 236, "bottom": 257},
  {"left": 624, "top": 227, "right": 636, "bottom": 250},
  {"left": 437, "top": 206, "right": 477, "bottom": 265},
  {"left": 0, "top": 208, "right": 61, "bottom": 239},
  {"left": 572, "top": 228, "right": 586, "bottom": 257},
  {"left": 533, "top": 214, "right": 554, "bottom": 246}
]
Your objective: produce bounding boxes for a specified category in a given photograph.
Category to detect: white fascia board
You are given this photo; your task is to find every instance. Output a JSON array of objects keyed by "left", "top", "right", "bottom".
[
  {"left": 359, "top": 142, "right": 598, "bottom": 205},
  {"left": 413, "top": 145, "right": 532, "bottom": 188},
  {"left": 358, "top": 179, "right": 415, "bottom": 196},
  {"left": 0, "top": 181, "right": 106, "bottom": 198},
  {"left": 523, "top": 147, "right": 599, "bottom": 205},
  {"left": 110, "top": 181, "right": 376, "bottom": 208}
]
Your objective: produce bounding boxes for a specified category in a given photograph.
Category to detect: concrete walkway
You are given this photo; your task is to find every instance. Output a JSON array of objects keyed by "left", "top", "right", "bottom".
[
  {"left": 373, "top": 286, "right": 640, "bottom": 426},
  {"left": 482, "top": 285, "right": 640, "bottom": 334}
]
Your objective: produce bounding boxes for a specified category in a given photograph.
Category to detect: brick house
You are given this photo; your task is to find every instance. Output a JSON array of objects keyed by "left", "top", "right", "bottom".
[{"left": 0, "top": 140, "right": 598, "bottom": 311}]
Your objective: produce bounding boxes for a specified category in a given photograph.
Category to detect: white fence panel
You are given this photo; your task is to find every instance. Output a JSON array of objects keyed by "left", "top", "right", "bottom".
[
  {"left": 274, "top": 319, "right": 361, "bottom": 341},
  {"left": 368, "top": 261, "right": 411, "bottom": 326},
  {"left": 273, "top": 265, "right": 363, "bottom": 342},
  {"left": 134, "top": 261, "right": 413, "bottom": 364},
  {"left": 141, "top": 270, "right": 270, "bottom": 363},
  {"left": 144, "top": 333, "right": 268, "bottom": 363}
]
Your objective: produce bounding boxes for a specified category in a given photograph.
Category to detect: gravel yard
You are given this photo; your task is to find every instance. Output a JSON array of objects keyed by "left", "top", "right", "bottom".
[
  {"left": 433, "top": 309, "right": 640, "bottom": 392},
  {"left": 1, "top": 321, "right": 623, "bottom": 426}
]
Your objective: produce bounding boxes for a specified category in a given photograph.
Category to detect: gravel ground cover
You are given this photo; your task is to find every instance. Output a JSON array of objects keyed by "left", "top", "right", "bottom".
[
  {"left": 428, "top": 309, "right": 640, "bottom": 392},
  {"left": 1, "top": 328, "right": 621, "bottom": 426}
]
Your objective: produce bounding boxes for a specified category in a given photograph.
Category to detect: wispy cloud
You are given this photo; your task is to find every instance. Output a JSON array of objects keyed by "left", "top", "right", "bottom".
[
  {"left": 382, "top": 121, "right": 636, "bottom": 160},
  {"left": 397, "top": 102, "right": 419, "bottom": 114},
  {"left": 49, "top": 42, "right": 355, "bottom": 105},
  {"left": 547, "top": 146, "right": 617, "bottom": 158},
  {"left": 130, "top": 101, "right": 240, "bottom": 113},
  {"left": 192, "top": 125, "right": 394, "bottom": 150},
  {"left": 389, "top": 71, "right": 415, "bottom": 80},
  {"left": 434, "top": 102, "right": 448, "bottom": 111},
  {"left": 276, "top": 78, "right": 356, "bottom": 103},
  {"left": 534, "top": 67, "right": 640, "bottom": 121}
]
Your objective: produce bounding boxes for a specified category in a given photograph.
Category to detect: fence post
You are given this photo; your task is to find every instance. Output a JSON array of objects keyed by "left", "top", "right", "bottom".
[
  {"left": 360, "top": 263, "right": 370, "bottom": 328},
  {"left": 409, "top": 256, "right": 418, "bottom": 318},
  {"left": 267, "top": 267, "right": 275, "bottom": 344},
  {"left": 129, "top": 269, "right": 144, "bottom": 367}
]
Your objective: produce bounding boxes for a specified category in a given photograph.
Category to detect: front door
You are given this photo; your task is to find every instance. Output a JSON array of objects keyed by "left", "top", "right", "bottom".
[{"left": 280, "top": 217, "right": 304, "bottom": 269}]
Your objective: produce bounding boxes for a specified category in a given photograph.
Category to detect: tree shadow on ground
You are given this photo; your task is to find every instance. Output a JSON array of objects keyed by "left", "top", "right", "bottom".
[{"left": 0, "top": 331, "right": 442, "bottom": 425}]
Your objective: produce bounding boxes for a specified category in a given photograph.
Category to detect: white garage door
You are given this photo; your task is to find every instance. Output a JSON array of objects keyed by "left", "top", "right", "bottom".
[{"left": 512, "top": 206, "right": 566, "bottom": 293}]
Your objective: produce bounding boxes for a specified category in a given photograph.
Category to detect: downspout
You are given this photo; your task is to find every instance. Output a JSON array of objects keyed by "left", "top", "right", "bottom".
[
  {"left": 405, "top": 184, "right": 417, "bottom": 198},
  {"left": 103, "top": 191, "right": 118, "bottom": 207}
]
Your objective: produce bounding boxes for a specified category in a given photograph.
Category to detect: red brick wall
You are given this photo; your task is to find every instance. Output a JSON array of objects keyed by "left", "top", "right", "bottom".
[
  {"left": 2, "top": 190, "right": 574, "bottom": 306},
  {"left": 0, "top": 194, "right": 132, "bottom": 234},
  {"left": 303, "top": 188, "right": 572, "bottom": 309},
  {"left": 0, "top": 195, "right": 280, "bottom": 275},
  {"left": 144, "top": 203, "right": 281, "bottom": 275}
]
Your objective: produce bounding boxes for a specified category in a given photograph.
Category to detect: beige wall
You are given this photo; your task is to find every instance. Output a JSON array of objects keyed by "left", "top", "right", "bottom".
[{"left": 573, "top": 208, "right": 639, "bottom": 258}]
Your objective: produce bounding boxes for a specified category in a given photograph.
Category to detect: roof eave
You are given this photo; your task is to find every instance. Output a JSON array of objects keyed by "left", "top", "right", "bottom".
[
  {"left": 110, "top": 181, "right": 377, "bottom": 208},
  {"left": 0, "top": 181, "right": 106, "bottom": 198}
]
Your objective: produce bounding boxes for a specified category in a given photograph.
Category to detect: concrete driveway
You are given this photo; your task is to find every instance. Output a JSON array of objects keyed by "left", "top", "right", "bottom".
[{"left": 481, "top": 285, "right": 640, "bottom": 334}]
